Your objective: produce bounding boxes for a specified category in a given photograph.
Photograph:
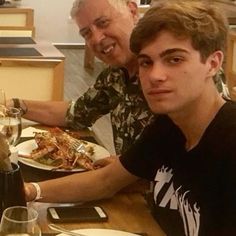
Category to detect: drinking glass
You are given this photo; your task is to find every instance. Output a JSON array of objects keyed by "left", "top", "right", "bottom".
[
  {"left": 0, "top": 107, "right": 22, "bottom": 146},
  {"left": 0, "top": 206, "right": 41, "bottom": 236},
  {"left": 0, "top": 89, "right": 6, "bottom": 107}
]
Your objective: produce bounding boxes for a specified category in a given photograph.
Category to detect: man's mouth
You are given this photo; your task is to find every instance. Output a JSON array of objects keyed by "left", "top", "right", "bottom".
[
  {"left": 147, "top": 89, "right": 171, "bottom": 95},
  {"left": 101, "top": 44, "right": 115, "bottom": 55}
]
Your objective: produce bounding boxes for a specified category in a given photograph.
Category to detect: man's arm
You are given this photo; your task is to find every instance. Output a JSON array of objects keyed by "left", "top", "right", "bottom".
[
  {"left": 8, "top": 99, "right": 69, "bottom": 127},
  {"left": 25, "top": 158, "right": 138, "bottom": 203}
]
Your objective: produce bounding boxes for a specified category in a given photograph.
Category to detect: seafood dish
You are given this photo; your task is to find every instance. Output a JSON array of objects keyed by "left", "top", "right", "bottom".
[{"left": 19, "top": 128, "right": 95, "bottom": 171}]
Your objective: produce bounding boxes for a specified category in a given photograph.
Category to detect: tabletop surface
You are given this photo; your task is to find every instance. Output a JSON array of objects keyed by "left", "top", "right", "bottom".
[
  {"left": 19, "top": 127, "right": 166, "bottom": 236},
  {"left": 0, "top": 38, "right": 65, "bottom": 59}
]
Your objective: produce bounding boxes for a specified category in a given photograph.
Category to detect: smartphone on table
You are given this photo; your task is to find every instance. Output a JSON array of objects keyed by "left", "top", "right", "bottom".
[{"left": 47, "top": 206, "right": 108, "bottom": 223}]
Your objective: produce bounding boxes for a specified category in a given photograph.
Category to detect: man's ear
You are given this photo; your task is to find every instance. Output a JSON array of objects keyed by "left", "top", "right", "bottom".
[
  {"left": 127, "top": 1, "right": 139, "bottom": 23},
  {"left": 207, "top": 51, "right": 224, "bottom": 77}
]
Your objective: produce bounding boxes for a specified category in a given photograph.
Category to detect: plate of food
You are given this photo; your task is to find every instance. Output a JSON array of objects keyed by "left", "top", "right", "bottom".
[{"left": 16, "top": 128, "right": 110, "bottom": 172}]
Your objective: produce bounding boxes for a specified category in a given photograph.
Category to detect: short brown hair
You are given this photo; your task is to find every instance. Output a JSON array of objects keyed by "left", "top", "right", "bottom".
[{"left": 130, "top": 0, "right": 229, "bottom": 62}]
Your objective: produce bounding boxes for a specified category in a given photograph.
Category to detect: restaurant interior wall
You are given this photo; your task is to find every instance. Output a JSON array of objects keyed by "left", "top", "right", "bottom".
[
  {"left": 21, "top": 0, "right": 84, "bottom": 45},
  {"left": 19, "top": 0, "right": 151, "bottom": 46}
]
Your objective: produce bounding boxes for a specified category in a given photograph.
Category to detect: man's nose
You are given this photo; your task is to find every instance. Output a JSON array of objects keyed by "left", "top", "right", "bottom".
[
  {"left": 148, "top": 63, "right": 167, "bottom": 82},
  {"left": 89, "top": 25, "right": 105, "bottom": 44}
]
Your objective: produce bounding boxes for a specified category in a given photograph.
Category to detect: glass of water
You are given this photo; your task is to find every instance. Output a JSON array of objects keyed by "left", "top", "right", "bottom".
[
  {"left": 0, "top": 107, "right": 22, "bottom": 146},
  {"left": 0, "top": 89, "right": 6, "bottom": 107},
  {"left": 0, "top": 206, "right": 41, "bottom": 236}
]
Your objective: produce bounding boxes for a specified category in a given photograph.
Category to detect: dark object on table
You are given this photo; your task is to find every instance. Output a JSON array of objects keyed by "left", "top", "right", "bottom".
[
  {"left": 0, "top": 163, "right": 26, "bottom": 218},
  {"left": 0, "top": 37, "right": 36, "bottom": 44},
  {"left": 0, "top": 0, "right": 5, "bottom": 5},
  {"left": 0, "top": 47, "right": 42, "bottom": 57},
  {"left": 47, "top": 206, "right": 108, "bottom": 223}
]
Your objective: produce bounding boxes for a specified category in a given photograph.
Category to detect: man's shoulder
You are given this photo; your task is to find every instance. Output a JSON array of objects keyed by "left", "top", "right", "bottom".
[
  {"left": 211, "top": 101, "right": 236, "bottom": 136},
  {"left": 220, "top": 101, "right": 236, "bottom": 118},
  {"left": 98, "top": 66, "right": 127, "bottom": 78}
]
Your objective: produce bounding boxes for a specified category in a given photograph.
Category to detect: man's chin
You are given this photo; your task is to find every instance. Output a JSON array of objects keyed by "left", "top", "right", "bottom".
[{"left": 149, "top": 105, "right": 169, "bottom": 115}]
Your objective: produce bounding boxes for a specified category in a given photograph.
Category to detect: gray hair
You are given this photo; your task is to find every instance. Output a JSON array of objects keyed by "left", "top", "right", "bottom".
[{"left": 70, "top": 0, "right": 138, "bottom": 19}]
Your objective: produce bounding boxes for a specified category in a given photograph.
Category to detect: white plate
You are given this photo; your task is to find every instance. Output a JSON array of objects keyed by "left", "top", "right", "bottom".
[
  {"left": 16, "top": 139, "right": 110, "bottom": 172},
  {"left": 57, "top": 229, "right": 139, "bottom": 236}
]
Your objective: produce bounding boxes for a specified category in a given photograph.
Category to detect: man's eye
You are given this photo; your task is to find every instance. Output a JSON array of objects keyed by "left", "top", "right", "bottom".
[
  {"left": 168, "top": 57, "right": 183, "bottom": 64},
  {"left": 97, "top": 19, "right": 110, "bottom": 28},
  {"left": 80, "top": 30, "right": 92, "bottom": 39},
  {"left": 138, "top": 59, "right": 152, "bottom": 67}
]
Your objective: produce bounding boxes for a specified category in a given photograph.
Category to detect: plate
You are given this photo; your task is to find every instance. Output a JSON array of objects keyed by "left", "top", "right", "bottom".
[
  {"left": 57, "top": 229, "right": 139, "bottom": 236},
  {"left": 16, "top": 139, "right": 110, "bottom": 172}
]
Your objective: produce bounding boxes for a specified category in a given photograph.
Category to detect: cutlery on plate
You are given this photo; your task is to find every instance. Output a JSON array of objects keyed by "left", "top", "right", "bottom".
[
  {"left": 48, "top": 224, "right": 87, "bottom": 236},
  {"left": 48, "top": 223, "right": 147, "bottom": 236}
]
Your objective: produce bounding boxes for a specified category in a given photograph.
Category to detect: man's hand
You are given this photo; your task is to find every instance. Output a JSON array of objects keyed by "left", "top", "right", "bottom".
[
  {"left": 24, "top": 183, "right": 37, "bottom": 202},
  {"left": 93, "top": 155, "right": 119, "bottom": 168}
]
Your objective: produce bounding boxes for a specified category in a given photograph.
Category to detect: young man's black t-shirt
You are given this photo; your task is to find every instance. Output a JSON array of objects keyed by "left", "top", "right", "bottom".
[{"left": 120, "top": 101, "right": 236, "bottom": 236}]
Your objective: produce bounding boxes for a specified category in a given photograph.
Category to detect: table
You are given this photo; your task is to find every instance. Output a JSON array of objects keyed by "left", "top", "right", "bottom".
[
  {"left": 30, "top": 193, "right": 165, "bottom": 236},
  {"left": 19, "top": 128, "right": 166, "bottom": 236},
  {"left": 0, "top": 39, "right": 65, "bottom": 59}
]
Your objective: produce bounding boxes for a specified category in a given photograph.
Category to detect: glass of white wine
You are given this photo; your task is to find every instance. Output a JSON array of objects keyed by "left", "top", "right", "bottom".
[
  {"left": 0, "top": 89, "right": 6, "bottom": 107},
  {"left": 0, "top": 107, "right": 22, "bottom": 146},
  {"left": 0, "top": 206, "right": 41, "bottom": 236}
]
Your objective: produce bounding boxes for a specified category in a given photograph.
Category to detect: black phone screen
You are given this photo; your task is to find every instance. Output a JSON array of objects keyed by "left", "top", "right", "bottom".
[{"left": 57, "top": 207, "right": 99, "bottom": 218}]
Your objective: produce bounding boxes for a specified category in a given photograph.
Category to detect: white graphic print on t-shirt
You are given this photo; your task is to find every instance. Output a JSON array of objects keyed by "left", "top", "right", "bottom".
[{"left": 154, "top": 165, "right": 200, "bottom": 236}]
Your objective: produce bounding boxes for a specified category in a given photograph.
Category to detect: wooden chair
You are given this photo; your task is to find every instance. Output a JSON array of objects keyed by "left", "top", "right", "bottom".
[
  {"left": 0, "top": 26, "right": 35, "bottom": 37},
  {"left": 0, "top": 8, "right": 35, "bottom": 37},
  {"left": 0, "top": 58, "right": 64, "bottom": 101}
]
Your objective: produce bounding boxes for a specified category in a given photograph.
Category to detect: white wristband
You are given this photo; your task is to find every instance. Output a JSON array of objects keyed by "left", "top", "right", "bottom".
[{"left": 31, "top": 182, "right": 42, "bottom": 201}]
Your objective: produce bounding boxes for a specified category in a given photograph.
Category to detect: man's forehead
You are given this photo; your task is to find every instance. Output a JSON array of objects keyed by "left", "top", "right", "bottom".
[
  {"left": 76, "top": 0, "right": 116, "bottom": 21},
  {"left": 78, "top": 0, "right": 116, "bottom": 13},
  {"left": 139, "top": 32, "right": 194, "bottom": 56}
]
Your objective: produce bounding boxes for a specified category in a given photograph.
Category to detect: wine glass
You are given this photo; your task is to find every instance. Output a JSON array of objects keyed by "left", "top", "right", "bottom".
[
  {"left": 0, "top": 107, "right": 22, "bottom": 146},
  {"left": 0, "top": 89, "right": 6, "bottom": 106},
  {"left": 0, "top": 206, "right": 41, "bottom": 236}
]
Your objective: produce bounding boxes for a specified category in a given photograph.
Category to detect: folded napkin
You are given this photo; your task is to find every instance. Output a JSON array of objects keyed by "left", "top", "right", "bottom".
[{"left": 21, "top": 127, "right": 47, "bottom": 138}]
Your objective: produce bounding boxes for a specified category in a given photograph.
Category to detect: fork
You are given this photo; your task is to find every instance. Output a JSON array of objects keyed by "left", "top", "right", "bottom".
[
  {"left": 71, "top": 141, "right": 86, "bottom": 154},
  {"left": 48, "top": 224, "right": 87, "bottom": 236}
]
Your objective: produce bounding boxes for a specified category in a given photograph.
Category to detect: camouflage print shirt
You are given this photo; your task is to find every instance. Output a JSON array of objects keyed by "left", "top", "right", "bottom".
[{"left": 66, "top": 67, "right": 153, "bottom": 155}]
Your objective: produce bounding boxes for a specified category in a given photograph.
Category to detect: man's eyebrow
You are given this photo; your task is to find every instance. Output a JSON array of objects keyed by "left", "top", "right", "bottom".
[
  {"left": 159, "top": 48, "right": 189, "bottom": 57},
  {"left": 137, "top": 48, "right": 189, "bottom": 59},
  {"left": 79, "top": 16, "right": 107, "bottom": 34},
  {"left": 137, "top": 54, "right": 149, "bottom": 60}
]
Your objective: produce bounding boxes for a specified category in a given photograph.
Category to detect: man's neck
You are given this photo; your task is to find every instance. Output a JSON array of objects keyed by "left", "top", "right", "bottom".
[
  {"left": 170, "top": 90, "right": 226, "bottom": 151},
  {"left": 124, "top": 58, "right": 139, "bottom": 78}
]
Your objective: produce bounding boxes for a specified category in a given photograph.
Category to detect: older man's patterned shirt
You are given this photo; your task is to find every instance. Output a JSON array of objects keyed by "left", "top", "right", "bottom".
[{"left": 66, "top": 67, "right": 153, "bottom": 155}]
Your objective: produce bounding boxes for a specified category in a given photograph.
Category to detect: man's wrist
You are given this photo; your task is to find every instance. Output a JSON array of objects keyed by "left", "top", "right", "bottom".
[
  {"left": 12, "top": 98, "right": 28, "bottom": 115},
  {"left": 29, "top": 182, "right": 42, "bottom": 201}
]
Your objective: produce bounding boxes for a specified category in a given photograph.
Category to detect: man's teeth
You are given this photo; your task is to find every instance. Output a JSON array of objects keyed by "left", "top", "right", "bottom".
[{"left": 103, "top": 45, "right": 114, "bottom": 54}]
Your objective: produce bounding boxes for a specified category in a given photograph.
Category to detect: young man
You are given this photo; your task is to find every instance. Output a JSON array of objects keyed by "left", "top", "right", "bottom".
[
  {"left": 25, "top": 0, "right": 236, "bottom": 235},
  {"left": 9, "top": 0, "right": 152, "bottom": 155}
]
